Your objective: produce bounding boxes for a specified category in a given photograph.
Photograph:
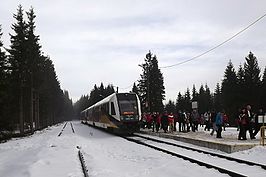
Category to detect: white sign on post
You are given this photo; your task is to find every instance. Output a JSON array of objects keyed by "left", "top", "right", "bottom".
[
  {"left": 192, "top": 101, "right": 198, "bottom": 109},
  {"left": 258, "top": 115, "right": 266, "bottom": 124}
]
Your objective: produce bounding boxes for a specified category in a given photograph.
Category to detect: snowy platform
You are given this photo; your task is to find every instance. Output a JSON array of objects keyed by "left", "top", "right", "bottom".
[{"left": 140, "top": 127, "right": 260, "bottom": 153}]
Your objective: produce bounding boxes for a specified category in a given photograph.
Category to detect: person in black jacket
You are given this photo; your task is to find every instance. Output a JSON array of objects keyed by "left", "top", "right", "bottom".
[
  {"left": 178, "top": 110, "right": 184, "bottom": 132},
  {"left": 161, "top": 111, "right": 169, "bottom": 133},
  {"left": 210, "top": 110, "right": 217, "bottom": 136},
  {"left": 252, "top": 108, "right": 264, "bottom": 138},
  {"left": 246, "top": 105, "right": 255, "bottom": 139}
]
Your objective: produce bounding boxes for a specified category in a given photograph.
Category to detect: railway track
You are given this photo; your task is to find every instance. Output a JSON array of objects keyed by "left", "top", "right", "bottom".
[
  {"left": 122, "top": 134, "right": 266, "bottom": 177},
  {"left": 58, "top": 122, "right": 75, "bottom": 136},
  {"left": 58, "top": 123, "right": 87, "bottom": 176},
  {"left": 70, "top": 122, "right": 75, "bottom": 133},
  {"left": 134, "top": 133, "right": 266, "bottom": 170},
  {"left": 77, "top": 146, "right": 89, "bottom": 177},
  {"left": 58, "top": 122, "right": 68, "bottom": 136}
]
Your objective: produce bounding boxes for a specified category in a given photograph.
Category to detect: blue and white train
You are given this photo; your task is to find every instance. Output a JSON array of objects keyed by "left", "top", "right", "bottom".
[{"left": 81, "top": 92, "right": 141, "bottom": 134}]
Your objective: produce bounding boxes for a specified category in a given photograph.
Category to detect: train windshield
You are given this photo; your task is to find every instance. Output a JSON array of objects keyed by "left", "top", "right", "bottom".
[{"left": 117, "top": 94, "right": 138, "bottom": 115}]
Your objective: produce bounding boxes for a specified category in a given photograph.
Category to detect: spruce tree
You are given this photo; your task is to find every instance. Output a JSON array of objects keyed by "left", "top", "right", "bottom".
[
  {"left": 184, "top": 88, "right": 191, "bottom": 112},
  {"left": 0, "top": 25, "right": 7, "bottom": 92},
  {"left": 260, "top": 67, "right": 266, "bottom": 108},
  {"left": 221, "top": 60, "right": 238, "bottom": 120},
  {"left": 204, "top": 84, "right": 212, "bottom": 112},
  {"left": 165, "top": 100, "right": 176, "bottom": 113},
  {"left": 236, "top": 64, "right": 245, "bottom": 107},
  {"left": 132, "top": 82, "right": 139, "bottom": 95},
  {"left": 99, "top": 82, "right": 105, "bottom": 97},
  {"left": 0, "top": 25, "right": 9, "bottom": 130},
  {"left": 8, "top": 5, "right": 28, "bottom": 134},
  {"left": 138, "top": 51, "right": 165, "bottom": 113},
  {"left": 105, "top": 84, "right": 115, "bottom": 96},
  {"left": 213, "top": 83, "right": 222, "bottom": 111},
  {"left": 243, "top": 52, "right": 261, "bottom": 107},
  {"left": 25, "top": 7, "right": 42, "bottom": 131},
  {"left": 198, "top": 85, "right": 205, "bottom": 113},
  {"left": 176, "top": 92, "right": 185, "bottom": 111},
  {"left": 191, "top": 84, "right": 198, "bottom": 101},
  {"left": 0, "top": 25, "right": 7, "bottom": 76},
  {"left": 73, "top": 94, "right": 90, "bottom": 118}
]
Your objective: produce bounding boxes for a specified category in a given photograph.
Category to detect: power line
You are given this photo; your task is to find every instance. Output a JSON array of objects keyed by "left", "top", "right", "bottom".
[
  {"left": 118, "top": 13, "right": 266, "bottom": 90},
  {"left": 160, "top": 13, "right": 266, "bottom": 69}
]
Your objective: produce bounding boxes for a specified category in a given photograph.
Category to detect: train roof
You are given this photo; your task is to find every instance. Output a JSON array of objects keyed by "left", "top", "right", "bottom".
[{"left": 81, "top": 92, "right": 137, "bottom": 113}]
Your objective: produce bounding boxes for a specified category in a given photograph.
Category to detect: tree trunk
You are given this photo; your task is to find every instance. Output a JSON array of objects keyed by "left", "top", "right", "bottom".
[
  {"left": 29, "top": 85, "right": 34, "bottom": 133},
  {"left": 19, "top": 85, "right": 24, "bottom": 134}
]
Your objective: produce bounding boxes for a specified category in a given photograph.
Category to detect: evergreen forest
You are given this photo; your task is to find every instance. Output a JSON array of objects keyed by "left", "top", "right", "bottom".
[
  {"left": 164, "top": 52, "right": 266, "bottom": 125},
  {"left": 0, "top": 5, "right": 73, "bottom": 138}
]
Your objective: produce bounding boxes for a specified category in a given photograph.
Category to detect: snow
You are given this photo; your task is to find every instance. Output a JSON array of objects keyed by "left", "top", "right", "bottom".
[{"left": 0, "top": 121, "right": 266, "bottom": 177}]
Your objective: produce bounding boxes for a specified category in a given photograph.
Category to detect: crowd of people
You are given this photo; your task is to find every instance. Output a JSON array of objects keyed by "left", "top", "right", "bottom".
[
  {"left": 140, "top": 105, "right": 265, "bottom": 140},
  {"left": 237, "top": 105, "right": 265, "bottom": 140}
]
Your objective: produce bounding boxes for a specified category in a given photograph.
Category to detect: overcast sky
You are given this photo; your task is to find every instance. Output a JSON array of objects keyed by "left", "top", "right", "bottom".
[{"left": 1, "top": 0, "right": 266, "bottom": 102}]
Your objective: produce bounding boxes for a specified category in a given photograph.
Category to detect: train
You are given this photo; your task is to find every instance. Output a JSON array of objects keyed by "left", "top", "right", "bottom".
[{"left": 81, "top": 92, "right": 142, "bottom": 134}]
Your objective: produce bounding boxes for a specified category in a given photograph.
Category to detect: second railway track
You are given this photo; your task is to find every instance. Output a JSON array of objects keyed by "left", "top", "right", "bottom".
[{"left": 122, "top": 134, "right": 266, "bottom": 177}]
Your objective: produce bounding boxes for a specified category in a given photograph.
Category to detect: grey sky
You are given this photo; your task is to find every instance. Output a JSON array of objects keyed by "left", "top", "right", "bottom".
[{"left": 1, "top": 0, "right": 266, "bottom": 102}]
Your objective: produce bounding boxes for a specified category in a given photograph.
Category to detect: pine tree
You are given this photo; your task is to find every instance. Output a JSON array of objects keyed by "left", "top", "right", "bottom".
[
  {"left": 138, "top": 51, "right": 165, "bottom": 113},
  {"left": 105, "top": 84, "right": 115, "bottom": 96},
  {"left": 221, "top": 60, "right": 238, "bottom": 118},
  {"left": 184, "top": 88, "right": 191, "bottom": 112},
  {"left": 191, "top": 84, "right": 198, "bottom": 101},
  {"left": 205, "top": 84, "right": 212, "bottom": 111},
  {"left": 198, "top": 84, "right": 206, "bottom": 113},
  {"left": 99, "top": 82, "right": 105, "bottom": 97},
  {"left": 62, "top": 90, "right": 74, "bottom": 121},
  {"left": 260, "top": 67, "right": 266, "bottom": 108},
  {"left": 8, "top": 5, "right": 28, "bottom": 134},
  {"left": 25, "top": 7, "right": 42, "bottom": 131},
  {"left": 165, "top": 100, "right": 176, "bottom": 113},
  {"left": 213, "top": 83, "right": 222, "bottom": 111},
  {"left": 73, "top": 94, "right": 90, "bottom": 118},
  {"left": 243, "top": 52, "right": 261, "bottom": 107},
  {"left": 176, "top": 92, "right": 185, "bottom": 111},
  {"left": 132, "top": 82, "right": 139, "bottom": 95},
  {"left": 0, "top": 25, "right": 9, "bottom": 130},
  {"left": 236, "top": 64, "right": 245, "bottom": 107},
  {"left": 0, "top": 25, "right": 7, "bottom": 76}
]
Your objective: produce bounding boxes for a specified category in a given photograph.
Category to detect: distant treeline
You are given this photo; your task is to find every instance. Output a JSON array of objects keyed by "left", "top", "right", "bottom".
[
  {"left": 0, "top": 5, "right": 73, "bottom": 136},
  {"left": 73, "top": 83, "right": 115, "bottom": 118},
  {"left": 164, "top": 52, "right": 266, "bottom": 125}
]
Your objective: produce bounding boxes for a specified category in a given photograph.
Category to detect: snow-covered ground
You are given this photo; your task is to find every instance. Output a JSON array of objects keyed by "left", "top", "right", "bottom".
[{"left": 0, "top": 121, "right": 266, "bottom": 177}]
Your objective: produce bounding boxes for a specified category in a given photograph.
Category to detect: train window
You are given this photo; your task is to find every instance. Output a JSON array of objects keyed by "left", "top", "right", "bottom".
[
  {"left": 105, "top": 103, "right": 109, "bottom": 113},
  {"left": 117, "top": 94, "right": 138, "bottom": 115},
  {"left": 111, "top": 102, "right": 116, "bottom": 115}
]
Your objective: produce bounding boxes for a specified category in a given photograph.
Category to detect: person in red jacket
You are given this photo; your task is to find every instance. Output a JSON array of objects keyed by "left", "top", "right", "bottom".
[
  {"left": 223, "top": 113, "right": 229, "bottom": 131},
  {"left": 238, "top": 108, "right": 248, "bottom": 140},
  {"left": 146, "top": 113, "right": 152, "bottom": 129},
  {"left": 168, "top": 112, "right": 174, "bottom": 133}
]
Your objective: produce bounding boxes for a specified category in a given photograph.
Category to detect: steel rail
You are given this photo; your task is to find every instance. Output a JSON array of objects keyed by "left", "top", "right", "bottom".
[
  {"left": 57, "top": 122, "right": 68, "bottom": 137},
  {"left": 122, "top": 136, "right": 247, "bottom": 177},
  {"left": 134, "top": 133, "right": 266, "bottom": 170}
]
